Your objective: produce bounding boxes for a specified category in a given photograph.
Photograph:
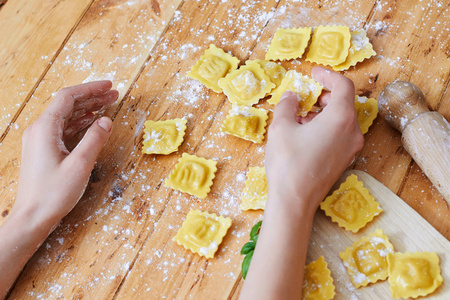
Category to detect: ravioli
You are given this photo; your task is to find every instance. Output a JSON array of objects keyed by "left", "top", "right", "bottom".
[
  {"left": 173, "top": 210, "right": 232, "bottom": 258},
  {"left": 269, "top": 70, "right": 323, "bottom": 116},
  {"left": 302, "top": 256, "right": 335, "bottom": 300},
  {"left": 142, "top": 118, "right": 187, "bottom": 154},
  {"left": 306, "top": 25, "right": 351, "bottom": 67},
  {"left": 165, "top": 153, "right": 217, "bottom": 199},
  {"left": 333, "top": 30, "right": 376, "bottom": 71},
  {"left": 240, "top": 167, "right": 268, "bottom": 211},
  {"left": 250, "top": 60, "right": 286, "bottom": 96},
  {"left": 320, "top": 174, "right": 382, "bottom": 232},
  {"left": 340, "top": 229, "right": 394, "bottom": 288},
  {"left": 354, "top": 96, "right": 378, "bottom": 134},
  {"left": 265, "top": 27, "right": 312, "bottom": 61},
  {"left": 221, "top": 106, "right": 269, "bottom": 144},
  {"left": 187, "top": 44, "right": 240, "bottom": 93},
  {"left": 387, "top": 252, "right": 443, "bottom": 299},
  {"left": 218, "top": 61, "right": 275, "bottom": 106}
]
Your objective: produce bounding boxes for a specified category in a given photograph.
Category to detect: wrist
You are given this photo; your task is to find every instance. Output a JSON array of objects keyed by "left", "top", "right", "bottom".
[
  {"left": 6, "top": 203, "right": 58, "bottom": 246},
  {"left": 267, "top": 185, "right": 322, "bottom": 218},
  {"left": 265, "top": 191, "right": 317, "bottom": 225}
]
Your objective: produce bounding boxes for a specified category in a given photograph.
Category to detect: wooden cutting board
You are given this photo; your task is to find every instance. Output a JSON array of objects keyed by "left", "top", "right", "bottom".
[{"left": 307, "top": 170, "right": 449, "bottom": 299}]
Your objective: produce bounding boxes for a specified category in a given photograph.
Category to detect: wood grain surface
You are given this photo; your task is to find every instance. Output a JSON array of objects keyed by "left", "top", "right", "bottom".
[{"left": 0, "top": 0, "right": 448, "bottom": 299}]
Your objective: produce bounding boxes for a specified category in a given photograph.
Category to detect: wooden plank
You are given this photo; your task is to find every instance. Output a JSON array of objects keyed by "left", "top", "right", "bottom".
[
  {"left": 352, "top": 0, "right": 450, "bottom": 238},
  {"left": 437, "top": 86, "right": 450, "bottom": 118},
  {"left": 305, "top": 170, "right": 449, "bottom": 299},
  {"left": 3, "top": 0, "right": 182, "bottom": 298},
  {"left": 0, "top": 0, "right": 93, "bottom": 135}
]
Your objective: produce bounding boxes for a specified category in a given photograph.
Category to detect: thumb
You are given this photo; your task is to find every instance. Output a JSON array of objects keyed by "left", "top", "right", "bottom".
[
  {"left": 69, "top": 117, "right": 112, "bottom": 170},
  {"left": 272, "top": 91, "right": 300, "bottom": 125}
]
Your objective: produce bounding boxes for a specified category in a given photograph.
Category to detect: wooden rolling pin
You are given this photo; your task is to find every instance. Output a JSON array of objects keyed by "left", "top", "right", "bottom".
[{"left": 378, "top": 81, "right": 450, "bottom": 204}]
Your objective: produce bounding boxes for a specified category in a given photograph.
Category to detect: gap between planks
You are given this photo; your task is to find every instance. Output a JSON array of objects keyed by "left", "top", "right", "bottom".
[{"left": 435, "top": 75, "right": 450, "bottom": 113}]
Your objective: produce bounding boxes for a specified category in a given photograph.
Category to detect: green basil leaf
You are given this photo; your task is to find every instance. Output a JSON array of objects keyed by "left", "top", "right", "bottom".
[
  {"left": 241, "top": 251, "right": 254, "bottom": 280},
  {"left": 250, "top": 221, "right": 262, "bottom": 242},
  {"left": 252, "top": 233, "right": 259, "bottom": 244},
  {"left": 240, "top": 242, "right": 255, "bottom": 255}
]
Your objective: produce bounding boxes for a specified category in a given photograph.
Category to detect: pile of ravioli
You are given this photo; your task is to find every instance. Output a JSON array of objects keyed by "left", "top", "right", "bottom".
[
  {"left": 300, "top": 174, "right": 443, "bottom": 300},
  {"left": 138, "top": 25, "right": 415, "bottom": 294}
]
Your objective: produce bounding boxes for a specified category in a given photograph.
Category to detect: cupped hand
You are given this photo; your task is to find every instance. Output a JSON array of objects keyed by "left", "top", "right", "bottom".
[
  {"left": 15, "top": 81, "right": 118, "bottom": 227},
  {"left": 265, "top": 67, "right": 364, "bottom": 214}
]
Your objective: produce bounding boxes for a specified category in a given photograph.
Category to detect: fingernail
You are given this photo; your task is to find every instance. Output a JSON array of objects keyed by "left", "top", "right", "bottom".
[
  {"left": 97, "top": 117, "right": 112, "bottom": 132},
  {"left": 280, "top": 91, "right": 297, "bottom": 102}
]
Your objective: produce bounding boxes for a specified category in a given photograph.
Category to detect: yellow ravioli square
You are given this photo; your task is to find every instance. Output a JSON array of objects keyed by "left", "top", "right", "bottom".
[
  {"left": 306, "top": 25, "right": 351, "bottom": 67},
  {"left": 333, "top": 30, "right": 376, "bottom": 71},
  {"left": 218, "top": 61, "right": 275, "bottom": 106},
  {"left": 249, "top": 60, "right": 286, "bottom": 96},
  {"left": 221, "top": 106, "right": 269, "bottom": 144},
  {"left": 165, "top": 153, "right": 217, "bottom": 199},
  {"left": 355, "top": 96, "right": 378, "bottom": 134},
  {"left": 302, "top": 256, "right": 335, "bottom": 300},
  {"left": 265, "top": 27, "right": 312, "bottom": 61},
  {"left": 240, "top": 167, "right": 268, "bottom": 211},
  {"left": 187, "top": 44, "right": 240, "bottom": 93},
  {"left": 269, "top": 70, "right": 323, "bottom": 115},
  {"left": 340, "top": 229, "right": 394, "bottom": 288},
  {"left": 387, "top": 252, "right": 443, "bottom": 299},
  {"left": 173, "top": 209, "right": 232, "bottom": 259},
  {"left": 320, "top": 174, "right": 382, "bottom": 233},
  {"left": 142, "top": 118, "right": 187, "bottom": 154}
]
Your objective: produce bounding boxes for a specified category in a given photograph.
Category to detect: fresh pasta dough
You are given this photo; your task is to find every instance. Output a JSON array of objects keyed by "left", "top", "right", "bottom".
[
  {"left": 265, "top": 27, "right": 312, "bottom": 61},
  {"left": 218, "top": 60, "right": 275, "bottom": 106},
  {"left": 221, "top": 106, "right": 269, "bottom": 144},
  {"left": 340, "top": 229, "right": 394, "bottom": 288},
  {"left": 240, "top": 167, "right": 268, "bottom": 211},
  {"left": 302, "top": 256, "right": 335, "bottom": 300},
  {"left": 165, "top": 153, "right": 217, "bottom": 199},
  {"left": 173, "top": 210, "right": 232, "bottom": 258},
  {"left": 387, "top": 251, "right": 443, "bottom": 299},
  {"left": 142, "top": 118, "right": 187, "bottom": 155},
  {"left": 320, "top": 174, "right": 382, "bottom": 233},
  {"left": 187, "top": 44, "right": 240, "bottom": 93},
  {"left": 306, "top": 25, "right": 351, "bottom": 67},
  {"left": 269, "top": 70, "right": 323, "bottom": 116}
]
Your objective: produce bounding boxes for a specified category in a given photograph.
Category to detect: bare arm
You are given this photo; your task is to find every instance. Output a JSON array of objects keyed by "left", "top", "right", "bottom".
[
  {"left": 0, "top": 81, "right": 118, "bottom": 298},
  {"left": 240, "top": 67, "right": 364, "bottom": 299}
]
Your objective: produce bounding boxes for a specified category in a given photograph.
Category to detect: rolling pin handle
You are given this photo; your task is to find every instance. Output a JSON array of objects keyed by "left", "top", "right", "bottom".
[
  {"left": 378, "top": 81, "right": 430, "bottom": 132},
  {"left": 378, "top": 80, "right": 450, "bottom": 204}
]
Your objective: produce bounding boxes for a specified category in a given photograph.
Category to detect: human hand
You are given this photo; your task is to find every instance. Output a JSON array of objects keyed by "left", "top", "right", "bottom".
[
  {"left": 14, "top": 81, "right": 118, "bottom": 228},
  {"left": 265, "top": 67, "right": 364, "bottom": 215}
]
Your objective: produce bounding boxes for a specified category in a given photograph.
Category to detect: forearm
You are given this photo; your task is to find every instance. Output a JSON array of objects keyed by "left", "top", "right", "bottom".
[
  {"left": 0, "top": 207, "right": 55, "bottom": 299},
  {"left": 239, "top": 192, "right": 316, "bottom": 300}
]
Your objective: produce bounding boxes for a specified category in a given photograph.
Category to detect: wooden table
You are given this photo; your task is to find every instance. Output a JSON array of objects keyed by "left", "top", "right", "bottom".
[{"left": 0, "top": 0, "right": 448, "bottom": 299}]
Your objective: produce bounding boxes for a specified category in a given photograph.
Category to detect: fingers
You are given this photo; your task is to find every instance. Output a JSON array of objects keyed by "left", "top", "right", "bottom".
[
  {"left": 43, "top": 81, "right": 114, "bottom": 130},
  {"left": 63, "top": 113, "right": 96, "bottom": 141},
  {"left": 272, "top": 91, "right": 300, "bottom": 127},
  {"left": 297, "top": 112, "right": 320, "bottom": 124},
  {"left": 57, "top": 80, "right": 113, "bottom": 102},
  {"left": 317, "top": 90, "right": 331, "bottom": 107},
  {"left": 68, "top": 117, "right": 112, "bottom": 173},
  {"left": 311, "top": 67, "right": 355, "bottom": 107},
  {"left": 70, "top": 89, "right": 119, "bottom": 121}
]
